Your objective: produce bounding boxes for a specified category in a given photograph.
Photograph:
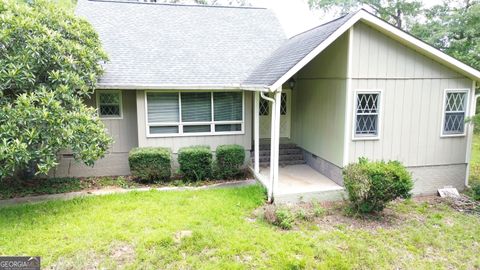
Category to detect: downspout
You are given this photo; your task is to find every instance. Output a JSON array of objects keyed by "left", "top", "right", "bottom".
[{"left": 260, "top": 91, "right": 276, "bottom": 203}]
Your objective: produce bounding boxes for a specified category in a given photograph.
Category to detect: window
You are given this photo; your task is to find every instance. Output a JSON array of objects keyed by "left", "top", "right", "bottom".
[
  {"left": 97, "top": 90, "right": 122, "bottom": 118},
  {"left": 280, "top": 93, "right": 287, "bottom": 115},
  {"left": 259, "top": 98, "right": 269, "bottom": 116},
  {"left": 354, "top": 91, "right": 381, "bottom": 138},
  {"left": 146, "top": 91, "right": 243, "bottom": 136},
  {"left": 258, "top": 93, "right": 287, "bottom": 116},
  {"left": 442, "top": 89, "right": 468, "bottom": 136}
]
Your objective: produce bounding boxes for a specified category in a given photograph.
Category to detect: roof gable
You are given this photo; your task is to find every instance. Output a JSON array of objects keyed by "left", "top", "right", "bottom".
[{"left": 244, "top": 9, "right": 480, "bottom": 90}]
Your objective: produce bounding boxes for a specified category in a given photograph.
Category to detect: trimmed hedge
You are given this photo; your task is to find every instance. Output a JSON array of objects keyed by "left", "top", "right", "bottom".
[
  {"left": 215, "top": 144, "right": 245, "bottom": 179},
  {"left": 178, "top": 145, "right": 212, "bottom": 181},
  {"left": 128, "top": 147, "right": 171, "bottom": 182},
  {"left": 343, "top": 158, "right": 413, "bottom": 213}
]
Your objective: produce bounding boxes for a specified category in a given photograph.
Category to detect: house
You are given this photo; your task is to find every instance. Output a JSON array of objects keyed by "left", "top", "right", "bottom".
[{"left": 54, "top": 0, "right": 480, "bottom": 202}]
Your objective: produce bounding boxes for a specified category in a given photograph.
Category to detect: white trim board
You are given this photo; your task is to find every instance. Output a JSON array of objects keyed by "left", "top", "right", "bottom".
[{"left": 268, "top": 9, "right": 480, "bottom": 91}]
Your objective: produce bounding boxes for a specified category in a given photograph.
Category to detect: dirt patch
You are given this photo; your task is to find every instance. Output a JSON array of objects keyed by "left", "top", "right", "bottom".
[
  {"left": 174, "top": 230, "right": 193, "bottom": 244},
  {"left": 49, "top": 243, "right": 135, "bottom": 269},
  {"left": 254, "top": 196, "right": 451, "bottom": 231},
  {"left": 109, "top": 242, "right": 136, "bottom": 266}
]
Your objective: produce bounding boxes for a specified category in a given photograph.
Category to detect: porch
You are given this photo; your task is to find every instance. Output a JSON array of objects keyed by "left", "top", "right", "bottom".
[
  {"left": 258, "top": 164, "right": 345, "bottom": 203},
  {"left": 251, "top": 135, "right": 346, "bottom": 203}
]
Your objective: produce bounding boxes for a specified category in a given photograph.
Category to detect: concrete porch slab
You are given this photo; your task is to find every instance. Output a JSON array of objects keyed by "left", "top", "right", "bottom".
[{"left": 259, "top": 164, "right": 346, "bottom": 203}]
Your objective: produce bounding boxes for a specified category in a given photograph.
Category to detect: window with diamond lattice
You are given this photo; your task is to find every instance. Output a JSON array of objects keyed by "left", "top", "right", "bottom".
[
  {"left": 259, "top": 98, "right": 269, "bottom": 116},
  {"left": 280, "top": 93, "right": 287, "bottom": 115},
  {"left": 97, "top": 91, "right": 122, "bottom": 118},
  {"left": 355, "top": 92, "right": 380, "bottom": 137},
  {"left": 443, "top": 90, "right": 467, "bottom": 135}
]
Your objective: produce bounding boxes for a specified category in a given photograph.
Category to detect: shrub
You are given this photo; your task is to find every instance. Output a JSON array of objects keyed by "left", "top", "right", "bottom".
[
  {"left": 215, "top": 144, "right": 246, "bottom": 179},
  {"left": 263, "top": 205, "right": 295, "bottom": 230},
  {"left": 274, "top": 208, "right": 295, "bottom": 230},
  {"left": 128, "top": 147, "right": 171, "bottom": 182},
  {"left": 312, "top": 202, "right": 326, "bottom": 217},
  {"left": 178, "top": 146, "right": 212, "bottom": 181},
  {"left": 471, "top": 184, "right": 480, "bottom": 201},
  {"left": 343, "top": 158, "right": 413, "bottom": 214}
]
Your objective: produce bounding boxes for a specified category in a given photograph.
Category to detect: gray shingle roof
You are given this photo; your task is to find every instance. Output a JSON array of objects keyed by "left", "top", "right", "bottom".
[
  {"left": 76, "top": 0, "right": 286, "bottom": 88},
  {"left": 243, "top": 12, "right": 356, "bottom": 87}
]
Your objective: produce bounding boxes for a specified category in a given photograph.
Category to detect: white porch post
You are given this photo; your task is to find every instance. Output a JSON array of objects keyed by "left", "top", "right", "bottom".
[
  {"left": 253, "top": 91, "right": 260, "bottom": 174},
  {"left": 270, "top": 87, "right": 282, "bottom": 202}
]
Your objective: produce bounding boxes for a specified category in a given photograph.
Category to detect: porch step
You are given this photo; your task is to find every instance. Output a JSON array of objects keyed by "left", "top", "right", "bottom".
[
  {"left": 259, "top": 143, "right": 297, "bottom": 150},
  {"left": 259, "top": 159, "right": 306, "bottom": 167},
  {"left": 252, "top": 143, "right": 306, "bottom": 168}
]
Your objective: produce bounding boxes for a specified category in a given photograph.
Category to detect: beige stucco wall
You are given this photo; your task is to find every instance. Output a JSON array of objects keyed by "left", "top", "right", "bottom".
[
  {"left": 348, "top": 22, "right": 473, "bottom": 168},
  {"left": 291, "top": 32, "right": 349, "bottom": 167},
  {"left": 51, "top": 90, "right": 138, "bottom": 177},
  {"left": 136, "top": 90, "right": 252, "bottom": 153}
]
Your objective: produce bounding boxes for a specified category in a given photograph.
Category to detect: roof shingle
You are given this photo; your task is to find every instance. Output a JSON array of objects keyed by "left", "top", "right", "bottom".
[
  {"left": 76, "top": 0, "right": 286, "bottom": 88},
  {"left": 243, "top": 12, "right": 356, "bottom": 87}
]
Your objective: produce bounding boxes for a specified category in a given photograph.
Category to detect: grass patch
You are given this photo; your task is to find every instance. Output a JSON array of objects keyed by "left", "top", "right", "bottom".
[
  {"left": 0, "top": 185, "right": 479, "bottom": 269},
  {"left": 470, "top": 134, "right": 480, "bottom": 186}
]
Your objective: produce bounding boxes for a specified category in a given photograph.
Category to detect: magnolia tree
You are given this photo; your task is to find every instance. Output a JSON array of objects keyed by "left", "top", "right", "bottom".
[{"left": 0, "top": 0, "right": 112, "bottom": 180}]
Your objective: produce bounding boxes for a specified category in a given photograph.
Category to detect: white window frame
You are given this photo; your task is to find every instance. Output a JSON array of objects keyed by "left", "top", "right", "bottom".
[
  {"left": 145, "top": 90, "right": 245, "bottom": 138},
  {"left": 440, "top": 89, "right": 469, "bottom": 137},
  {"left": 96, "top": 90, "right": 123, "bottom": 119},
  {"left": 352, "top": 89, "right": 382, "bottom": 141}
]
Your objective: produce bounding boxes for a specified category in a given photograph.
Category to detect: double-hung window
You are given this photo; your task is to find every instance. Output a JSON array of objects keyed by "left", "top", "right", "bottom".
[
  {"left": 97, "top": 90, "right": 122, "bottom": 119},
  {"left": 442, "top": 89, "right": 468, "bottom": 136},
  {"left": 146, "top": 91, "right": 243, "bottom": 136},
  {"left": 354, "top": 90, "right": 381, "bottom": 139}
]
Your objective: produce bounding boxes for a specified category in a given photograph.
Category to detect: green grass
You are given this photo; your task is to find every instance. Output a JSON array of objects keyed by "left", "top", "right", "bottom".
[
  {"left": 0, "top": 185, "right": 479, "bottom": 269},
  {"left": 470, "top": 134, "right": 480, "bottom": 185}
]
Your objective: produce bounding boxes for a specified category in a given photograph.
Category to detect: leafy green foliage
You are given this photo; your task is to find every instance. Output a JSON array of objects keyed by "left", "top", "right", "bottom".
[
  {"left": 471, "top": 184, "right": 480, "bottom": 201},
  {"left": 0, "top": 0, "right": 111, "bottom": 179},
  {"left": 410, "top": 0, "right": 480, "bottom": 71},
  {"left": 214, "top": 144, "right": 245, "bottom": 179},
  {"left": 178, "top": 146, "right": 213, "bottom": 181},
  {"left": 308, "top": 0, "right": 423, "bottom": 29},
  {"left": 129, "top": 147, "right": 172, "bottom": 182},
  {"left": 273, "top": 208, "right": 295, "bottom": 230},
  {"left": 343, "top": 158, "right": 413, "bottom": 213},
  {"left": 0, "top": 176, "right": 135, "bottom": 199}
]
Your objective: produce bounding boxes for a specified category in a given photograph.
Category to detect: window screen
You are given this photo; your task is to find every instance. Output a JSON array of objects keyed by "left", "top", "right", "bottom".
[
  {"left": 355, "top": 92, "right": 380, "bottom": 137},
  {"left": 98, "top": 91, "right": 122, "bottom": 118},
  {"left": 443, "top": 91, "right": 467, "bottom": 135},
  {"left": 146, "top": 91, "right": 243, "bottom": 136}
]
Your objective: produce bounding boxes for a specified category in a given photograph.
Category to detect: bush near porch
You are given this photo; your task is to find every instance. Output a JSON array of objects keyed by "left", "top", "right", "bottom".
[
  {"left": 178, "top": 146, "right": 213, "bottom": 181},
  {"left": 343, "top": 158, "right": 413, "bottom": 214},
  {"left": 128, "top": 147, "right": 172, "bottom": 182},
  {"left": 214, "top": 144, "right": 245, "bottom": 179}
]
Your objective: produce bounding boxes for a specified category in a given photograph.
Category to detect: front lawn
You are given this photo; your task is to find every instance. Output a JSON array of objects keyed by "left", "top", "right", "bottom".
[{"left": 0, "top": 185, "right": 479, "bottom": 269}]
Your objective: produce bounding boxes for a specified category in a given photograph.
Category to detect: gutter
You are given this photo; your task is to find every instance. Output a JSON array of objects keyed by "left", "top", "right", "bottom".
[{"left": 97, "top": 83, "right": 271, "bottom": 92}]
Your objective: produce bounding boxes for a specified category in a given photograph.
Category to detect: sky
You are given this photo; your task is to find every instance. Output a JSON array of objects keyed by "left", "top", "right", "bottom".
[{"left": 250, "top": 0, "right": 446, "bottom": 37}]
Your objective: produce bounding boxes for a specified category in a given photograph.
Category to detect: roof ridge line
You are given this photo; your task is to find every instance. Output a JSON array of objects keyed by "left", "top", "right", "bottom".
[
  {"left": 86, "top": 0, "right": 267, "bottom": 10},
  {"left": 287, "top": 9, "right": 361, "bottom": 40}
]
